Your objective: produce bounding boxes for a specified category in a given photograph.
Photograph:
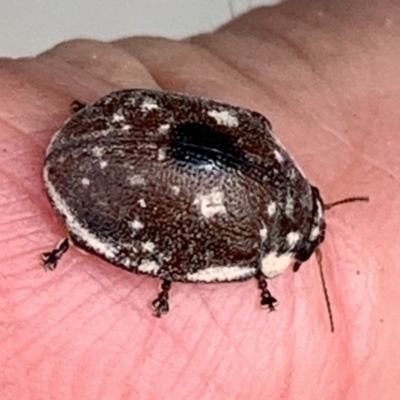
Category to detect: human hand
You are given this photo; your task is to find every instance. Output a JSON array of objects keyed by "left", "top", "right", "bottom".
[{"left": 1, "top": 0, "right": 398, "bottom": 398}]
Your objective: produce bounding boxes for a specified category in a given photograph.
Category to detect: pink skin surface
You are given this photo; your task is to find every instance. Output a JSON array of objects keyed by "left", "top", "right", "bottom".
[{"left": 1, "top": 0, "right": 399, "bottom": 399}]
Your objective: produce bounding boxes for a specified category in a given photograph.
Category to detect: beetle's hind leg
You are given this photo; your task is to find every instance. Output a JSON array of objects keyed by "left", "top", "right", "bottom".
[
  {"left": 42, "top": 237, "right": 70, "bottom": 271},
  {"left": 152, "top": 279, "right": 172, "bottom": 317}
]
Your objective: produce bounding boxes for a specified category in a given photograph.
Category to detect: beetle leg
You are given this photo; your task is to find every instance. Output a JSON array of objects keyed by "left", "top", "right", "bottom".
[
  {"left": 256, "top": 271, "right": 278, "bottom": 311},
  {"left": 152, "top": 279, "right": 172, "bottom": 317},
  {"left": 42, "top": 237, "right": 70, "bottom": 271},
  {"left": 70, "top": 100, "right": 86, "bottom": 113}
]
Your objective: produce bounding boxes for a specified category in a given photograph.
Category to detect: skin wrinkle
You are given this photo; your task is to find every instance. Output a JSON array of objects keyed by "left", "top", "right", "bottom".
[
  {"left": 0, "top": 119, "right": 45, "bottom": 151},
  {"left": 114, "top": 38, "right": 215, "bottom": 86},
  {"left": 0, "top": 239, "right": 42, "bottom": 264},
  {"left": 281, "top": 307, "right": 296, "bottom": 396},
  {"left": 112, "top": 38, "right": 184, "bottom": 90},
  {"left": 167, "top": 351, "right": 200, "bottom": 395},
  {"left": 189, "top": 30, "right": 346, "bottom": 143},
  {"left": 76, "top": 312, "right": 125, "bottom": 360},
  {"left": 0, "top": 250, "right": 40, "bottom": 269},
  {"left": 8, "top": 59, "right": 101, "bottom": 110},
  {"left": 114, "top": 37, "right": 268, "bottom": 112},
  {"left": 109, "top": 287, "right": 147, "bottom": 321},
  {"left": 14, "top": 267, "right": 74, "bottom": 304},
  {"left": 188, "top": 33, "right": 291, "bottom": 111},
  {"left": 38, "top": 281, "right": 121, "bottom": 344},
  {"left": 230, "top": 8, "right": 378, "bottom": 102},
  {"left": 196, "top": 289, "right": 234, "bottom": 338},
  {"left": 0, "top": 78, "right": 70, "bottom": 137},
  {"left": 0, "top": 128, "right": 46, "bottom": 181},
  {"left": 0, "top": 163, "right": 53, "bottom": 230},
  {"left": 41, "top": 57, "right": 119, "bottom": 103},
  {"left": 31, "top": 56, "right": 118, "bottom": 114},
  {"left": 121, "top": 336, "right": 155, "bottom": 391},
  {"left": 41, "top": 39, "right": 159, "bottom": 92},
  {"left": 92, "top": 324, "right": 133, "bottom": 398},
  {"left": 53, "top": 39, "right": 157, "bottom": 89},
  {"left": 122, "top": 323, "right": 152, "bottom": 373},
  {"left": 178, "top": 305, "right": 231, "bottom": 371},
  {"left": 318, "top": 125, "right": 350, "bottom": 147},
  {"left": 220, "top": 12, "right": 316, "bottom": 61},
  {"left": 231, "top": 21, "right": 321, "bottom": 79},
  {"left": 2, "top": 227, "right": 45, "bottom": 244},
  {"left": 27, "top": 56, "right": 97, "bottom": 90},
  {"left": 360, "top": 152, "right": 400, "bottom": 187},
  {"left": 322, "top": 228, "right": 376, "bottom": 367},
  {"left": 6, "top": 314, "right": 61, "bottom": 367},
  {"left": 0, "top": 193, "right": 30, "bottom": 208},
  {"left": 202, "top": 336, "right": 230, "bottom": 386},
  {"left": 175, "top": 310, "right": 211, "bottom": 357},
  {"left": 0, "top": 206, "right": 37, "bottom": 233},
  {"left": 81, "top": 294, "right": 131, "bottom": 335},
  {"left": 1, "top": 209, "right": 39, "bottom": 226},
  {"left": 80, "top": 260, "right": 147, "bottom": 297},
  {"left": 142, "top": 348, "right": 178, "bottom": 397}
]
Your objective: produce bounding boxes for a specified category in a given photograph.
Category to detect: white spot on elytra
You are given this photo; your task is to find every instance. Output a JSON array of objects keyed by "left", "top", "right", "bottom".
[
  {"left": 138, "top": 260, "right": 160, "bottom": 274},
  {"left": 186, "top": 266, "right": 256, "bottom": 282},
  {"left": 112, "top": 112, "right": 125, "bottom": 123},
  {"left": 141, "top": 241, "right": 156, "bottom": 253},
  {"left": 274, "top": 149, "right": 284, "bottom": 163},
  {"left": 309, "top": 226, "right": 320, "bottom": 241},
  {"left": 43, "top": 167, "right": 118, "bottom": 259},
  {"left": 158, "top": 124, "right": 170, "bottom": 134},
  {"left": 122, "top": 258, "right": 132, "bottom": 268},
  {"left": 138, "top": 199, "right": 146, "bottom": 208},
  {"left": 127, "top": 175, "right": 146, "bottom": 186},
  {"left": 141, "top": 100, "right": 159, "bottom": 111},
  {"left": 286, "top": 231, "right": 300, "bottom": 248},
  {"left": 207, "top": 109, "right": 239, "bottom": 128},
  {"left": 81, "top": 178, "right": 90, "bottom": 186},
  {"left": 103, "top": 96, "right": 113, "bottom": 105},
  {"left": 122, "top": 124, "right": 131, "bottom": 131},
  {"left": 289, "top": 169, "right": 297, "bottom": 181},
  {"left": 194, "top": 188, "right": 227, "bottom": 218},
  {"left": 285, "top": 196, "right": 294, "bottom": 216},
  {"left": 91, "top": 146, "right": 104, "bottom": 157},
  {"left": 267, "top": 202, "right": 277, "bottom": 216},
  {"left": 171, "top": 185, "right": 180, "bottom": 195},
  {"left": 129, "top": 219, "right": 144, "bottom": 231},
  {"left": 316, "top": 200, "right": 324, "bottom": 220},
  {"left": 157, "top": 148, "right": 166, "bottom": 161},
  {"left": 99, "top": 160, "right": 108, "bottom": 169},
  {"left": 260, "top": 221, "right": 268, "bottom": 241},
  {"left": 261, "top": 252, "right": 294, "bottom": 279},
  {"left": 198, "top": 163, "right": 214, "bottom": 172}
]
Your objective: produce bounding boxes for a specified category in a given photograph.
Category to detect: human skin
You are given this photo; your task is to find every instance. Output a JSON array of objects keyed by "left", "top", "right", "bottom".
[{"left": 1, "top": 0, "right": 399, "bottom": 398}]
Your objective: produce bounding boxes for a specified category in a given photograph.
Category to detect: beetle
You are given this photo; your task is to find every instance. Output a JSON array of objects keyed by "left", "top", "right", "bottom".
[{"left": 42, "top": 89, "right": 367, "bottom": 321}]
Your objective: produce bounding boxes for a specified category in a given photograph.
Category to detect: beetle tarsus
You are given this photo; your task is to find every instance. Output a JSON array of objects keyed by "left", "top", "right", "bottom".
[
  {"left": 256, "top": 272, "right": 278, "bottom": 312},
  {"left": 152, "top": 279, "right": 172, "bottom": 317},
  {"left": 42, "top": 238, "right": 69, "bottom": 271}
]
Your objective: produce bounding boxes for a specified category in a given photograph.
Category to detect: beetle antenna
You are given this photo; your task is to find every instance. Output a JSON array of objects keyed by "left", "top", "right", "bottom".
[
  {"left": 324, "top": 196, "right": 369, "bottom": 210},
  {"left": 315, "top": 248, "right": 334, "bottom": 332}
]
